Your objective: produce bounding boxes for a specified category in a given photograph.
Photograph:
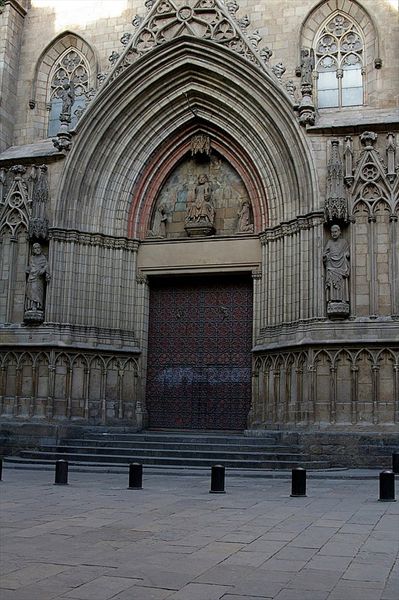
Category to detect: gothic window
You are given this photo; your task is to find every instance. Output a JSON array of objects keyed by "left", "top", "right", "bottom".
[
  {"left": 47, "top": 49, "right": 90, "bottom": 136},
  {"left": 315, "top": 14, "right": 364, "bottom": 109}
]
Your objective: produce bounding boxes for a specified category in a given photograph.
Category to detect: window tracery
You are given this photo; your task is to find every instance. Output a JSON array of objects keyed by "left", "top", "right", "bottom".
[
  {"left": 47, "top": 49, "right": 90, "bottom": 136},
  {"left": 315, "top": 13, "right": 364, "bottom": 109}
]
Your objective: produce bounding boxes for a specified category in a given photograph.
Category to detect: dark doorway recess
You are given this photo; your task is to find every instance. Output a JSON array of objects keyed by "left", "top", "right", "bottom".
[{"left": 146, "top": 274, "right": 253, "bottom": 430}]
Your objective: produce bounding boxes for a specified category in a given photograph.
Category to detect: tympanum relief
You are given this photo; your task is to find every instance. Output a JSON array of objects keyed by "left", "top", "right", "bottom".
[{"left": 147, "top": 152, "right": 253, "bottom": 239}]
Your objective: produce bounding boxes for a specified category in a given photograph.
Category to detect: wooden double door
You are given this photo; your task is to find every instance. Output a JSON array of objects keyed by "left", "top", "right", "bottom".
[{"left": 146, "top": 274, "right": 253, "bottom": 430}]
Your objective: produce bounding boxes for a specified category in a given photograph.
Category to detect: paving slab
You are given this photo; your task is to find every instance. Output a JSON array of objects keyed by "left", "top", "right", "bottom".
[{"left": 0, "top": 468, "right": 398, "bottom": 600}]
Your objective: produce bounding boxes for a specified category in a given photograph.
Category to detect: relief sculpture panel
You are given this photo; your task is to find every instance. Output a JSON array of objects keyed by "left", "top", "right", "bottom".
[{"left": 147, "top": 152, "right": 253, "bottom": 239}]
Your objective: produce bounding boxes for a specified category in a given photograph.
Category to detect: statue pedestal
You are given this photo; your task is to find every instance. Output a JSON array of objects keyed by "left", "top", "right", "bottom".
[
  {"left": 185, "top": 222, "right": 215, "bottom": 237},
  {"left": 327, "top": 302, "right": 350, "bottom": 319},
  {"left": 24, "top": 309, "right": 44, "bottom": 323}
]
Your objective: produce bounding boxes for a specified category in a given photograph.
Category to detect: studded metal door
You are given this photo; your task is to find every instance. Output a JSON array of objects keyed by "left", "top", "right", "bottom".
[{"left": 146, "top": 275, "right": 253, "bottom": 430}]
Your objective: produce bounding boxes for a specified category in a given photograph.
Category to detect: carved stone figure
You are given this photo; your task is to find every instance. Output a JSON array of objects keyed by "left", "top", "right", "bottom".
[
  {"left": 299, "top": 48, "right": 314, "bottom": 88},
  {"left": 237, "top": 200, "right": 254, "bottom": 233},
  {"left": 60, "top": 81, "right": 75, "bottom": 121},
  {"left": 24, "top": 243, "right": 51, "bottom": 322},
  {"left": 323, "top": 225, "right": 350, "bottom": 318},
  {"left": 149, "top": 202, "right": 169, "bottom": 237},
  {"left": 186, "top": 174, "right": 215, "bottom": 224},
  {"left": 272, "top": 62, "right": 286, "bottom": 80},
  {"left": 285, "top": 79, "right": 297, "bottom": 100},
  {"left": 260, "top": 47, "right": 273, "bottom": 63},
  {"left": 185, "top": 174, "right": 215, "bottom": 237}
]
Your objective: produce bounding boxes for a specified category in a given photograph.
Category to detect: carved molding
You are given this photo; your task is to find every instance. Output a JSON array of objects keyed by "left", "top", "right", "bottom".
[
  {"left": 325, "top": 139, "right": 348, "bottom": 223},
  {"left": 253, "top": 345, "right": 399, "bottom": 426},
  {"left": 349, "top": 131, "right": 398, "bottom": 218},
  {"left": 94, "top": 0, "right": 292, "bottom": 106},
  {"left": 0, "top": 349, "right": 140, "bottom": 424},
  {"left": 0, "top": 165, "right": 30, "bottom": 237},
  {"left": 260, "top": 211, "right": 324, "bottom": 243},
  {"left": 49, "top": 228, "right": 140, "bottom": 251}
]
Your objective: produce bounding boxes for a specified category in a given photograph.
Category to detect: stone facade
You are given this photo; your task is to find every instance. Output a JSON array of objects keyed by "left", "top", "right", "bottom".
[{"left": 0, "top": 0, "right": 398, "bottom": 440}]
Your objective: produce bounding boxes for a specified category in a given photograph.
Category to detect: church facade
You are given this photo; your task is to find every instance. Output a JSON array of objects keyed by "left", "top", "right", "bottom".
[{"left": 0, "top": 0, "right": 398, "bottom": 447}]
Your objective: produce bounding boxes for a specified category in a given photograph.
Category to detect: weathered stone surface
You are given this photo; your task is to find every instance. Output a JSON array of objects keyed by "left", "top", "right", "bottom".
[{"left": 0, "top": 0, "right": 397, "bottom": 442}]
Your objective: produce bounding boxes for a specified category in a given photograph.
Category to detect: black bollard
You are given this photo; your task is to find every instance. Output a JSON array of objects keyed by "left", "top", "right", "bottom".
[
  {"left": 128, "top": 462, "right": 142, "bottom": 489},
  {"left": 0, "top": 457, "right": 2, "bottom": 481},
  {"left": 209, "top": 464, "right": 225, "bottom": 494},
  {"left": 379, "top": 470, "right": 396, "bottom": 502},
  {"left": 291, "top": 467, "right": 307, "bottom": 497},
  {"left": 392, "top": 452, "right": 399, "bottom": 475},
  {"left": 54, "top": 459, "right": 68, "bottom": 485}
]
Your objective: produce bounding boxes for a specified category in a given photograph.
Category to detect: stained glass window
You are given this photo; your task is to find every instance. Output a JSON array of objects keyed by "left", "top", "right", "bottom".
[
  {"left": 315, "top": 14, "right": 364, "bottom": 109},
  {"left": 48, "top": 49, "right": 90, "bottom": 137}
]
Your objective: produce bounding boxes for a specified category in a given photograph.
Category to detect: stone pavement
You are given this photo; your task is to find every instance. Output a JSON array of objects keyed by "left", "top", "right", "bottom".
[{"left": 0, "top": 468, "right": 398, "bottom": 600}]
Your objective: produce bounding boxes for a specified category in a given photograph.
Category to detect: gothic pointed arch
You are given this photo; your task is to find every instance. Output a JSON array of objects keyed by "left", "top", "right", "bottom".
[
  {"left": 29, "top": 31, "right": 99, "bottom": 139},
  {"left": 299, "top": 0, "right": 380, "bottom": 108},
  {"left": 55, "top": 36, "right": 318, "bottom": 238}
]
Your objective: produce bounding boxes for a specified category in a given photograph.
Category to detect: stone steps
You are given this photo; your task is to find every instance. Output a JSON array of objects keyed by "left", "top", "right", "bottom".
[
  {"left": 13, "top": 450, "right": 328, "bottom": 469},
  {"left": 4, "top": 430, "right": 331, "bottom": 470}
]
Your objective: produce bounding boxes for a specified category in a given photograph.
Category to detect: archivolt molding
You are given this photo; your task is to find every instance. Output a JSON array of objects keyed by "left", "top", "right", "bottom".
[{"left": 55, "top": 37, "right": 318, "bottom": 238}]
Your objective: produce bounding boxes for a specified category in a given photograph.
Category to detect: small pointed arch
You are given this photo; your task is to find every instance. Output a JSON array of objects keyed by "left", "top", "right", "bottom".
[
  {"left": 284, "top": 353, "right": 296, "bottom": 370},
  {"left": 30, "top": 31, "right": 98, "bottom": 139},
  {"left": 273, "top": 354, "right": 285, "bottom": 372},
  {"left": 54, "top": 351, "right": 73, "bottom": 370},
  {"left": 32, "top": 351, "right": 50, "bottom": 368},
  {"left": 120, "top": 356, "right": 139, "bottom": 374},
  {"left": 296, "top": 351, "right": 308, "bottom": 370},
  {"left": 300, "top": 0, "right": 380, "bottom": 109},
  {"left": 70, "top": 353, "right": 89, "bottom": 370},
  {"left": 353, "top": 347, "right": 375, "bottom": 366},
  {"left": 253, "top": 356, "right": 263, "bottom": 373},
  {"left": 373, "top": 199, "right": 393, "bottom": 218},
  {"left": 333, "top": 347, "right": 354, "bottom": 369},
  {"left": 376, "top": 348, "right": 397, "bottom": 364},
  {"left": 2, "top": 351, "right": 18, "bottom": 368},
  {"left": 352, "top": 199, "right": 371, "bottom": 219},
  {"left": 88, "top": 353, "right": 107, "bottom": 371},
  {"left": 263, "top": 356, "right": 273, "bottom": 372},
  {"left": 17, "top": 351, "right": 34, "bottom": 369},
  {"left": 314, "top": 348, "right": 333, "bottom": 367}
]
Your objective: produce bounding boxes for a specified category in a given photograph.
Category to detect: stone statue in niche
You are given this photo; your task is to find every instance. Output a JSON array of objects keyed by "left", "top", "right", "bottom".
[
  {"left": 185, "top": 174, "right": 215, "bottom": 236},
  {"left": 236, "top": 200, "right": 254, "bottom": 233},
  {"left": 323, "top": 224, "right": 350, "bottom": 318},
  {"left": 299, "top": 48, "right": 314, "bottom": 88},
  {"left": 60, "top": 80, "right": 75, "bottom": 121},
  {"left": 149, "top": 202, "right": 169, "bottom": 237},
  {"left": 24, "top": 243, "right": 51, "bottom": 323}
]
